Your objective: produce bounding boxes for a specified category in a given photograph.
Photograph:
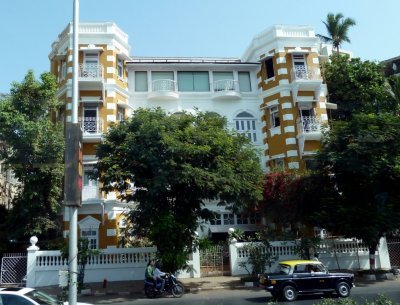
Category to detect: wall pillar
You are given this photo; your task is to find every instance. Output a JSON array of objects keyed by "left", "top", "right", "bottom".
[
  {"left": 377, "top": 237, "right": 391, "bottom": 269},
  {"left": 26, "top": 236, "right": 39, "bottom": 288}
]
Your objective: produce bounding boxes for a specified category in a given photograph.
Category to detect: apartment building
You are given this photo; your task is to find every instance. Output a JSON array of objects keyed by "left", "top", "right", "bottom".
[
  {"left": 49, "top": 22, "right": 131, "bottom": 248},
  {"left": 49, "top": 22, "right": 334, "bottom": 248}
]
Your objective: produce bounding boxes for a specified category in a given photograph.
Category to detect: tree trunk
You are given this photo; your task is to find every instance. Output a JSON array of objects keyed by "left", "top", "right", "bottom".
[{"left": 369, "top": 246, "right": 376, "bottom": 270}]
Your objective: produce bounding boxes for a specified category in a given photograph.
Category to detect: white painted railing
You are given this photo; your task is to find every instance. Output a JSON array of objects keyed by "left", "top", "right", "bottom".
[
  {"left": 297, "top": 116, "right": 321, "bottom": 134},
  {"left": 291, "top": 66, "right": 321, "bottom": 81},
  {"left": 213, "top": 79, "right": 239, "bottom": 92},
  {"left": 79, "top": 63, "right": 104, "bottom": 80},
  {"left": 78, "top": 117, "right": 103, "bottom": 134},
  {"left": 151, "top": 79, "right": 177, "bottom": 92}
]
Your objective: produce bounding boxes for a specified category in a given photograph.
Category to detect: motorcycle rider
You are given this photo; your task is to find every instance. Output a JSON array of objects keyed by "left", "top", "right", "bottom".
[
  {"left": 145, "top": 259, "right": 157, "bottom": 290},
  {"left": 154, "top": 261, "right": 167, "bottom": 292}
]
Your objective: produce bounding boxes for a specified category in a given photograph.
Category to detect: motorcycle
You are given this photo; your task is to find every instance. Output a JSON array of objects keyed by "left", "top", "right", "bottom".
[{"left": 144, "top": 273, "right": 184, "bottom": 298}]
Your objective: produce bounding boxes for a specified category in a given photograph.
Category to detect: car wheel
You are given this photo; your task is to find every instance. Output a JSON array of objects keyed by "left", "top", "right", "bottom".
[
  {"left": 283, "top": 285, "right": 297, "bottom": 301},
  {"left": 336, "top": 282, "right": 350, "bottom": 298}
]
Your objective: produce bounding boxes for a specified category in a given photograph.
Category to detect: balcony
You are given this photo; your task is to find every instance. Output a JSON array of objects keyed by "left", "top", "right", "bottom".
[
  {"left": 147, "top": 79, "right": 179, "bottom": 101},
  {"left": 78, "top": 63, "right": 104, "bottom": 91},
  {"left": 212, "top": 79, "right": 241, "bottom": 100},
  {"left": 82, "top": 185, "right": 99, "bottom": 201},
  {"left": 79, "top": 117, "right": 103, "bottom": 142},
  {"left": 296, "top": 116, "right": 322, "bottom": 140},
  {"left": 291, "top": 66, "right": 323, "bottom": 103}
]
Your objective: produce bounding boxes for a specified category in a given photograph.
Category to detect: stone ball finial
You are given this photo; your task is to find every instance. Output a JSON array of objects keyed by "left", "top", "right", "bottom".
[
  {"left": 30, "top": 236, "right": 38, "bottom": 246},
  {"left": 28, "top": 236, "right": 39, "bottom": 250},
  {"left": 228, "top": 228, "right": 235, "bottom": 234}
]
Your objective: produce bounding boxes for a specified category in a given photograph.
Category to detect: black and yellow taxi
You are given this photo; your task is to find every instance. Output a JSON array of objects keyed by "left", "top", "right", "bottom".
[{"left": 259, "top": 259, "right": 355, "bottom": 301}]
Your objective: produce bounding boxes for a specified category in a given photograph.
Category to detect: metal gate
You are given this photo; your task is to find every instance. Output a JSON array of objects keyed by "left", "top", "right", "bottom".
[
  {"left": 0, "top": 253, "right": 27, "bottom": 285},
  {"left": 200, "top": 245, "right": 230, "bottom": 277},
  {"left": 387, "top": 237, "right": 400, "bottom": 268}
]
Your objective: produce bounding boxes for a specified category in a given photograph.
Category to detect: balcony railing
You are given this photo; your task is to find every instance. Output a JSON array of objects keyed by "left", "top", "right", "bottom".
[
  {"left": 79, "top": 117, "right": 103, "bottom": 134},
  {"left": 291, "top": 66, "right": 321, "bottom": 82},
  {"left": 151, "top": 79, "right": 177, "bottom": 92},
  {"left": 213, "top": 79, "right": 239, "bottom": 92},
  {"left": 297, "top": 116, "right": 321, "bottom": 134},
  {"left": 79, "top": 63, "right": 104, "bottom": 80}
]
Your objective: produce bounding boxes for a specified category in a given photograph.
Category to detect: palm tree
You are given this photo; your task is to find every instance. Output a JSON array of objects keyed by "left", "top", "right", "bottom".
[{"left": 317, "top": 13, "right": 356, "bottom": 52}]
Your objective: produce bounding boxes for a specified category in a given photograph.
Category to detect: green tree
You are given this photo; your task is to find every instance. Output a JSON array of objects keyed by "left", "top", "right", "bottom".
[
  {"left": 317, "top": 13, "right": 356, "bottom": 52},
  {"left": 322, "top": 54, "right": 395, "bottom": 120},
  {"left": 307, "top": 114, "right": 400, "bottom": 268},
  {"left": 95, "top": 108, "right": 263, "bottom": 272},
  {"left": 0, "top": 71, "right": 64, "bottom": 241}
]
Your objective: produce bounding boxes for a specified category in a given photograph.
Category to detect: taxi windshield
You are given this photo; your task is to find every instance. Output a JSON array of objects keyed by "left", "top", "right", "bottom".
[{"left": 276, "top": 263, "right": 291, "bottom": 275}]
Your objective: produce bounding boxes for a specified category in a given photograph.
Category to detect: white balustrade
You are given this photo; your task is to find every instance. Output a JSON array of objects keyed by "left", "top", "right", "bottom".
[
  {"left": 297, "top": 116, "right": 321, "bottom": 134},
  {"left": 151, "top": 79, "right": 177, "bottom": 92},
  {"left": 291, "top": 66, "right": 320, "bottom": 81},
  {"left": 79, "top": 117, "right": 103, "bottom": 134},
  {"left": 213, "top": 79, "right": 239, "bottom": 92},
  {"left": 79, "top": 63, "right": 104, "bottom": 79}
]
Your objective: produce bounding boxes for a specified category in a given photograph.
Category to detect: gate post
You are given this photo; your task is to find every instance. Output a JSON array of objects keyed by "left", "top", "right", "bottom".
[
  {"left": 377, "top": 237, "right": 391, "bottom": 269},
  {"left": 229, "top": 237, "right": 238, "bottom": 276},
  {"left": 26, "top": 236, "right": 39, "bottom": 287}
]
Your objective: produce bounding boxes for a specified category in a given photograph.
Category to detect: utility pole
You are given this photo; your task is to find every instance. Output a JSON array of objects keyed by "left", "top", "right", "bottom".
[{"left": 63, "top": 1, "right": 80, "bottom": 305}]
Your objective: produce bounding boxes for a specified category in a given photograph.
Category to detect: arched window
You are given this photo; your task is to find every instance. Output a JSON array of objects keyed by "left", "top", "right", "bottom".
[{"left": 234, "top": 111, "right": 257, "bottom": 142}]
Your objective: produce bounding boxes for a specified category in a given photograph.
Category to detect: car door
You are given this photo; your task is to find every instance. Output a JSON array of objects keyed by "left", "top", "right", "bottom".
[
  {"left": 292, "top": 263, "right": 315, "bottom": 292},
  {"left": 309, "top": 263, "right": 331, "bottom": 291}
]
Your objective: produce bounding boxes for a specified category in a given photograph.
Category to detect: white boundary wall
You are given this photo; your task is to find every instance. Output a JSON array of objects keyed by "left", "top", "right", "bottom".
[
  {"left": 229, "top": 237, "right": 391, "bottom": 276},
  {"left": 26, "top": 237, "right": 391, "bottom": 288}
]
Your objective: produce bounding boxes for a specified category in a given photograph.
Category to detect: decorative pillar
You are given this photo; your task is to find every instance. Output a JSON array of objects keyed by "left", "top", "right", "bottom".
[{"left": 26, "top": 236, "right": 39, "bottom": 288}]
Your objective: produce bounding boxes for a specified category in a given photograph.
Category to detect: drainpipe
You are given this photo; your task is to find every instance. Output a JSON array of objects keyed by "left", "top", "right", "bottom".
[{"left": 100, "top": 201, "right": 105, "bottom": 225}]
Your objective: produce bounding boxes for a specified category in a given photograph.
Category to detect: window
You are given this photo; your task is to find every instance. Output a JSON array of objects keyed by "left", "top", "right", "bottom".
[
  {"left": 249, "top": 213, "right": 261, "bottom": 224},
  {"left": 61, "top": 60, "right": 67, "bottom": 80},
  {"left": 135, "top": 71, "right": 148, "bottom": 92},
  {"left": 236, "top": 214, "right": 248, "bottom": 225},
  {"left": 81, "top": 229, "right": 98, "bottom": 249},
  {"left": 213, "top": 72, "right": 234, "bottom": 91},
  {"left": 234, "top": 111, "right": 257, "bottom": 142},
  {"left": 264, "top": 58, "right": 275, "bottom": 79},
  {"left": 152, "top": 71, "right": 175, "bottom": 91},
  {"left": 238, "top": 72, "right": 251, "bottom": 92},
  {"left": 178, "top": 71, "right": 209, "bottom": 91},
  {"left": 273, "top": 158, "right": 285, "bottom": 170},
  {"left": 223, "top": 213, "right": 234, "bottom": 225},
  {"left": 117, "top": 57, "right": 124, "bottom": 78},
  {"left": 83, "top": 107, "right": 98, "bottom": 133},
  {"left": 292, "top": 54, "right": 307, "bottom": 79},
  {"left": 269, "top": 106, "right": 280, "bottom": 128},
  {"left": 117, "top": 107, "right": 124, "bottom": 123},
  {"left": 210, "top": 213, "right": 222, "bottom": 225},
  {"left": 84, "top": 52, "right": 99, "bottom": 78},
  {"left": 83, "top": 165, "right": 97, "bottom": 187},
  {"left": 1, "top": 294, "right": 32, "bottom": 305}
]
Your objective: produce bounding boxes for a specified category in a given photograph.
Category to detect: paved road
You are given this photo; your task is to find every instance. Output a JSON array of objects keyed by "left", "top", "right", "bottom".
[{"left": 79, "top": 280, "right": 400, "bottom": 305}]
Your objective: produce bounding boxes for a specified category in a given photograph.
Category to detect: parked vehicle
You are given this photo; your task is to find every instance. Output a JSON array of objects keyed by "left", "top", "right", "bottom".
[
  {"left": 259, "top": 259, "right": 355, "bottom": 301},
  {"left": 0, "top": 287, "right": 93, "bottom": 305},
  {"left": 144, "top": 273, "right": 184, "bottom": 298}
]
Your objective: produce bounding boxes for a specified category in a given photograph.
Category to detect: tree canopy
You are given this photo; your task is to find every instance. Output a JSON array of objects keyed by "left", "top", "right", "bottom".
[
  {"left": 322, "top": 54, "right": 395, "bottom": 120},
  {"left": 307, "top": 114, "right": 400, "bottom": 252},
  {"left": 0, "top": 71, "right": 64, "bottom": 241},
  {"left": 95, "top": 108, "right": 263, "bottom": 271},
  {"left": 317, "top": 12, "right": 356, "bottom": 52}
]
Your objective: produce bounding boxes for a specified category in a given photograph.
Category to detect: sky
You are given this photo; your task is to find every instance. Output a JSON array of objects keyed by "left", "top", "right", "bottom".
[{"left": 0, "top": 0, "right": 399, "bottom": 93}]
